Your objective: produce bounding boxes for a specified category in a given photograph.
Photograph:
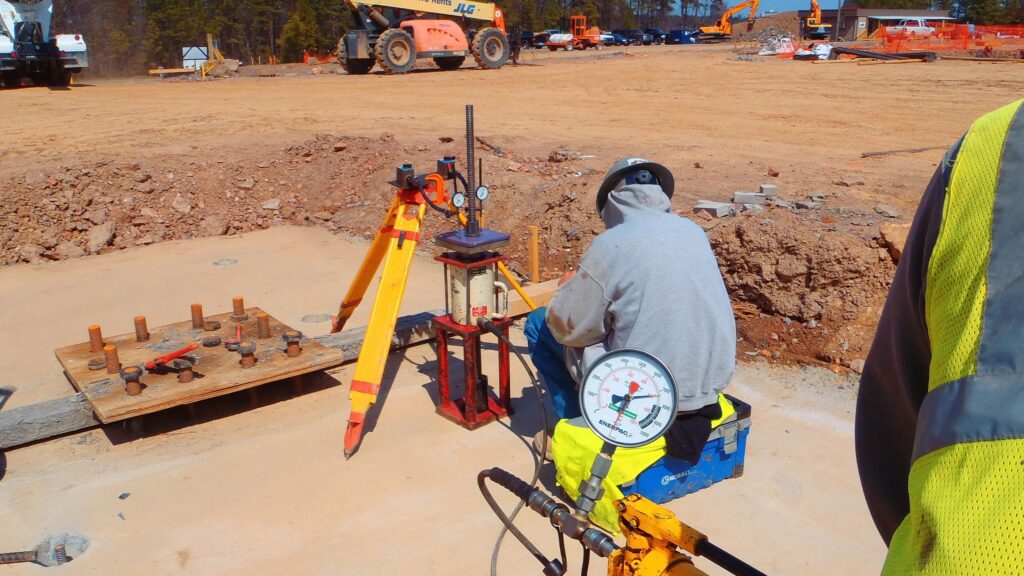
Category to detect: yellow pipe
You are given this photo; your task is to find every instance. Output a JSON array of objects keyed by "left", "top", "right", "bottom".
[{"left": 497, "top": 261, "right": 537, "bottom": 312}]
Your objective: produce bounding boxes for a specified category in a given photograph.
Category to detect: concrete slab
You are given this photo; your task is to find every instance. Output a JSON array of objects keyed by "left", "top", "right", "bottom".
[
  {"left": 0, "top": 227, "right": 446, "bottom": 410},
  {"left": 0, "top": 229, "right": 885, "bottom": 575}
]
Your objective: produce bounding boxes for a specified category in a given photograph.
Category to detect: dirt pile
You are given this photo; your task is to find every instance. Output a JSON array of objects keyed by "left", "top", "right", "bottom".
[
  {"left": 706, "top": 209, "right": 896, "bottom": 369},
  {"left": 0, "top": 134, "right": 896, "bottom": 370},
  {"left": 734, "top": 11, "right": 801, "bottom": 42},
  {"left": 708, "top": 210, "right": 894, "bottom": 322}
]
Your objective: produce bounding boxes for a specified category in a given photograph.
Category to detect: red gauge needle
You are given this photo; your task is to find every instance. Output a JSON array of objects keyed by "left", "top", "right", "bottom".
[{"left": 611, "top": 381, "right": 641, "bottom": 432}]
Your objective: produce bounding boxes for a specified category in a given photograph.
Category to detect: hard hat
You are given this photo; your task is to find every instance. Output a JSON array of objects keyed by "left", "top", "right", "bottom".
[{"left": 596, "top": 157, "right": 675, "bottom": 214}]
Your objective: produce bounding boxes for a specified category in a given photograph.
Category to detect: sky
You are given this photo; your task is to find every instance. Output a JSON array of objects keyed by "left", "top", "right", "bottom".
[{"left": 678, "top": 0, "right": 846, "bottom": 16}]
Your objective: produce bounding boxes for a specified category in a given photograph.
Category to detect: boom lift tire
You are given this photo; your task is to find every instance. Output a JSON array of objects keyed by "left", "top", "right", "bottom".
[
  {"left": 471, "top": 27, "right": 510, "bottom": 69},
  {"left": 433, "top": 56, "right": 466, "bottom": 70},
  {"left": 565, "top": 42, "right": 574, "bottom": 51},
  {"left": 375, "top": 29, "right": 417, "bottom": 74}
]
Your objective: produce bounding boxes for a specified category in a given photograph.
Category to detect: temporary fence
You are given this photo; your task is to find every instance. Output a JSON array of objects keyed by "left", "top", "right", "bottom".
[{"left": 876, "top": 23, "right": 1024, "bottom": 56}]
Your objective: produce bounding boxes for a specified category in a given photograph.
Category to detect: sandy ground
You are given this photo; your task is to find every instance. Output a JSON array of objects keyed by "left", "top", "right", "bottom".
[
  {"left": 6, "top": 44, "right": 1012, "bottom": 573},
  {"left": 4, "top": 45, "right": 1023, "bottom": 215},
  {"left": 0, "top": 228, "right": 883, "bottom": 574}
]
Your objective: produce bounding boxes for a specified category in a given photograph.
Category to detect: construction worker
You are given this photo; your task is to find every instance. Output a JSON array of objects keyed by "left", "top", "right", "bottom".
[
  {"left": 856, "top": 97, "right": 1024, "bottom": 574},
  {"left": 524, "top": 158, "right": 736, "bottom": 459}
]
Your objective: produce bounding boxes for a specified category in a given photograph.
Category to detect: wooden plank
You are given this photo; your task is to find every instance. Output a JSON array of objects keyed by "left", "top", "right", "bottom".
[
  {"left": 55, "top": 308, "right": 343, "bottom": 423},
  {"left": 507, "top": 278, "right": 558, "bottom": 317},
  {"left": 147, "top": 68, "right": 196, "bottom": 75},
  {"left": 3, "top": 282, "right": 561, "bottom": 449},
  {"left": 0, "top": 393, "right": 99, "bottom": 450},
  {"left": 939, "top": 56, "right": 1024, "bottom": 63},
  {"left": 861, "top": 146, "right": 947, "bottom": 158}
]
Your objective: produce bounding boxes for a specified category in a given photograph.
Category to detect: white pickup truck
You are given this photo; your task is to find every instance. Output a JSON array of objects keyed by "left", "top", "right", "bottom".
[
  {"left": 0, "top": 0, "right": 88, "bottom": 88},
  {"left": 887, "top": 19, "right": 936, "bottom": 35}
]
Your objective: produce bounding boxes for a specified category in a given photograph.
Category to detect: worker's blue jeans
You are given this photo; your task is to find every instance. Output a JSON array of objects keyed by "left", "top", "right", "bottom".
[{"left": 524, "top": 307, "right": 582, "bottom": 421}]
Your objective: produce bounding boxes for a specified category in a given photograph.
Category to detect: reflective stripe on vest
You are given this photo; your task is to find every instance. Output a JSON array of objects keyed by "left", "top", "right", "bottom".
[
  {"left": 917, "top": 99, "right": 1024, "bottom": 459},
  {"left": 883, "top": 99, "right": 1024, "bottom": 576}
]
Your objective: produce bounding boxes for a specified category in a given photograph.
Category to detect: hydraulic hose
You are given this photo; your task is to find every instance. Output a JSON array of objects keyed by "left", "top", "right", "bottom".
[
  {"left": 416, "top": 181, "right": 454, "bottom": 218},
  {"left": 695, "top": 541, "right": 768, "bottom": 576},
  {"left": 475, "top": 316, "right": 550, "bottom": 576}
]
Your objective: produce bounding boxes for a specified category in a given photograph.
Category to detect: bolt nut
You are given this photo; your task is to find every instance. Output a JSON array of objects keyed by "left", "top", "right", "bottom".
[
  {"left": 120, "top": 365, "right": 142, "bottom": 381},
  {"left": 87, "top": 358, "right": 107, "bottom": 371},
  {"left": 202, "top": 336, "right": 222, "bottom": 347},
  {"left": 224, "top": 337, "right": 240, "bottom": 351},
  {"left": 238, "top": 341, "right": 257, "bottom": 355},
  {"left": 282, "top": 330, "right": 303, "bottom": 344},
  {"left": 204, "top": 320, "right": 221, "bottom": 331},
  {"left": 171, "top": 358, "right": 193, "bottom": 370}
]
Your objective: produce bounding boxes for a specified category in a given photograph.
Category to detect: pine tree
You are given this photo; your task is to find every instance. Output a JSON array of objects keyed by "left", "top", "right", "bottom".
[{"left": 279, "top": 0, "right": 318, "bottom": 62}]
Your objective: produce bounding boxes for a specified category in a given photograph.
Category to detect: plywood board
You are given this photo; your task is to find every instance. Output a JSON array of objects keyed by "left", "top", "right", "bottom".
[{"left": 54, "top": 307, "right": 342, "bottom": 423}]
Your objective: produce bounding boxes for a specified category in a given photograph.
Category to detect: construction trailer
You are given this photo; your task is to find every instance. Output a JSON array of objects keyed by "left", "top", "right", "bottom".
[
  {"left": 338, "top": 0, "right": 510, "bottom": 74},
  {"left": 0, "top": 0, "right": 87, "bottom": 87}
]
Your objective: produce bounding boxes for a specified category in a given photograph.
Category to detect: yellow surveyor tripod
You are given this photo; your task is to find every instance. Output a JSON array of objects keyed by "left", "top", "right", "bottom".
[{"left": 331, "top": 106, "right": 536, "bottom": 458}]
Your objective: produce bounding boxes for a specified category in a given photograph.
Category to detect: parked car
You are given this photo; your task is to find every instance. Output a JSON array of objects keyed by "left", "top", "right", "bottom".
[
  {"left": 887, "top": 19, "right": 936, "bottom": 35},
  {"left": 601, "top": 32, "right": 629, "bottom": 46},
  {"left": 519, "top": 31, "right": 535, "bottom": 48},
  {"left": 644, "top": 28, "right": 669, "bottom": 44},
  {"left": 530, "top": 32, "right": 551, "bottom": 48},
  {"left": 666, "top": 29, "right": 700, "bottom": 44},
  {"left": 612, "top": 29, "right": 653, "bottom": 45}
]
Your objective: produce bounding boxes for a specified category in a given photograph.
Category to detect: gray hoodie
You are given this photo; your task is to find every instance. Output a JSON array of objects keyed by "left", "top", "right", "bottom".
[{"left": 546, "top": 184, "right": 736, "bottom": 412}]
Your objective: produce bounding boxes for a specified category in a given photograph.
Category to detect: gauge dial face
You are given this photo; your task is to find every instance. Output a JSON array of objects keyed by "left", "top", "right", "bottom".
[
  {"left": 451, "top": 192, "right": 466, "bottom": 208},
  {"left": 475, "top": 185, "right": 490, "bottom": 201},
  {"left": 579, "top": 349, "right": 677, "bottom": 448}
]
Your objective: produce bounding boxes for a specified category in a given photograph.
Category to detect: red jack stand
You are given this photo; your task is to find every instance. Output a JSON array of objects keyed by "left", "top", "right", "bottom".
[{"left": 432, "top": 314, "right": 513, "bottom": 430}]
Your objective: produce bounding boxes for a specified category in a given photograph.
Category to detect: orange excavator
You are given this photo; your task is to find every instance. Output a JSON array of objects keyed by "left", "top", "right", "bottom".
[
  {"left": 804, "top": 0, "right": 833, "bottom": 40},
  {"left": 697, "top": 0, "right": 759, "bottom": 41}
]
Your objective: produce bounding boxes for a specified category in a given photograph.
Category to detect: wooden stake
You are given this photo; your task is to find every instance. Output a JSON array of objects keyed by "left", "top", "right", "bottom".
[{"left": 528, "top": 225, "right": 540, "bottom": 284}]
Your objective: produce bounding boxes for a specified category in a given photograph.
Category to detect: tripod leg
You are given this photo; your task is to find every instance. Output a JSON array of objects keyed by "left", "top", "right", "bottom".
[
  {"left": 331, "top": 197, "right": 401, "bottom": 334},
  {"left": 344, "top": 201, "right": 427, "bottom": 458}
]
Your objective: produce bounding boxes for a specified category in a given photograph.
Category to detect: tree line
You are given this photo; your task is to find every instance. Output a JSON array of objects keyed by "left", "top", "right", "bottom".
[{"left": 52, "top": 0, "right": 1021, "bottom": 76}]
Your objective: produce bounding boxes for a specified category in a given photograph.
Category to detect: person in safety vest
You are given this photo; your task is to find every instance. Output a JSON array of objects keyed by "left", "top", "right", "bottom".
[
  {"left": 856, "top": 98, "right": 1024, "bottom": 575},
  {"left": 524, "top": 157, "right": 736, "bottom": 461}
]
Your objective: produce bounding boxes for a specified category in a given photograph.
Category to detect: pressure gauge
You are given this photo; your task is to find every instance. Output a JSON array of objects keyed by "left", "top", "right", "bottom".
[
  {"left": 579, "top": 349, "right": 677, "bottom": 448},
  {"left": 451, "top": 192, "right": 466, "bottom": 209},
  {"left": 475, "top": 185, "right": 490, "bottom": 201}
]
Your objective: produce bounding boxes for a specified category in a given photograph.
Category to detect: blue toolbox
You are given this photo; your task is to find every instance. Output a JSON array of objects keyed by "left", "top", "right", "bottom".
[{"left": 620, "top": 395, "right": 751, "bottom": 504}]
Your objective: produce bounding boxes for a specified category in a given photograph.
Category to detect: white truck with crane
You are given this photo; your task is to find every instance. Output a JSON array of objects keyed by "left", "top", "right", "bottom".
[
  {"left": 0, "top": 0, "right": 87, "bottom": 88},
  {"left": 337, "top": 0, "right": 510, "bottom": 74}
]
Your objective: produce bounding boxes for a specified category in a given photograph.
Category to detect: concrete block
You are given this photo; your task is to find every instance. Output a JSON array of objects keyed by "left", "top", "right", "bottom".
[
  {"left": 733, "top": 192, "right": 767, "bottom": 205},
  {"left": 693, "top": 201, "right": 735, "bottom": 218},
  {"left": 795, "top": 200, "right": 821, "bottom": 210},
  {"left": 759, "top": 184, "right": 779, "bottom": 197},
  {"left": 741, "top": 204, "right": 766, "bottom": 214}
]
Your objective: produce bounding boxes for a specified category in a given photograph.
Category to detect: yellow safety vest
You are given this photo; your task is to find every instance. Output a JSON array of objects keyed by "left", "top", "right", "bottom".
[
  {"left": 884, "top": 98, "right": 1024, "bottom": 575},
  {"left": 552, "top": 394, "right": 735, "bottom": 534}
]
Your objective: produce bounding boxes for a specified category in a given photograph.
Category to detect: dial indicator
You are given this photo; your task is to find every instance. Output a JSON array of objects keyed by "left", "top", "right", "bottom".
[
  {"left": 451, "top": 192, "right": 466, "bottom": 208},
  {"left": 579, "top": 349, "right": 677, "bottom": 448}
]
